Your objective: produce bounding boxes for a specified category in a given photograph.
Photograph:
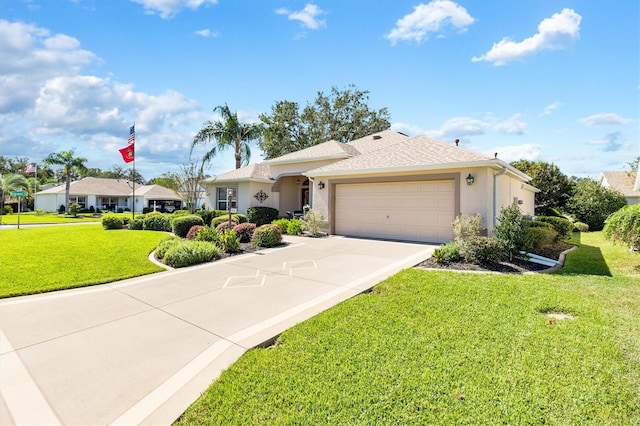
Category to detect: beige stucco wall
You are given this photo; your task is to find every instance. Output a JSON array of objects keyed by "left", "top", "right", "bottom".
[{"left": 310, "top": 166, "right": 536, "bottom": 240}]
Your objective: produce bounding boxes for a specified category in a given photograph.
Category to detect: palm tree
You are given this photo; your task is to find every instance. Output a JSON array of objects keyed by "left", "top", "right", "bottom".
[
  {"left": 192, "top": 104, "right": 263, "bottom": 169},
  {"left": 0, "top": 173, "right": 28, "bottom": 222},
  {"left": 44, "top": 150, "right": 88, "bottom": 212}
]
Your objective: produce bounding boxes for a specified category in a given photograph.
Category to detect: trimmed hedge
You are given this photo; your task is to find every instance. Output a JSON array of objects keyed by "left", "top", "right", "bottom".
[
  {"left": 216, "top": 221, "right": 236, "bottom": 233},
  {"left": 172, "top": 215, "right": 205, "bottom": 238},
  {"left": 129, "top": 217, "right": 144, "bottom": 230},
  {"left": 195, "top": 210, "right": 218, "bottom": 226},
  {"left": 247, "top": 207, "right": 279, "bottom": 226},
  {"left": 211, "top": 215, "right": 238, "bottom": 228},
  {"left": 102, "top": 215, "right": 124, "bottom": 230},
  {"left": 459, "top": 236, "right": 503, "bottom": 265},
  {"left": 529, "top": 227, "right": 558, "bottom": 254},
  {"left": 272, "top": 218, "right": 290, "bottom": 234},
  {"left": 143, "top": 213, "right": 172, "bottom": 232},
  {"left": 252, "top": 224, "right": 282, "bottom": 247},
  {"left": 287, "top": 218, "right": 304, "bottom": 236},
  {"left": 234, "top": 222, "right": 257, "bottom": 243},
  {"left": 573, "top": 221, "right": 589, "bottom": 232},
  {"left": 603, "top": 204, "right": 640, "bottom": 250},
  {"left": 536, "top": 216, "right": 573, "bottom": 241}
]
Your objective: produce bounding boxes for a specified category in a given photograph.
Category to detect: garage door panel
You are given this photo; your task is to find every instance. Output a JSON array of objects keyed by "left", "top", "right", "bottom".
[{"left": 335, "top": 181, "right": 455, "bottom": 243}]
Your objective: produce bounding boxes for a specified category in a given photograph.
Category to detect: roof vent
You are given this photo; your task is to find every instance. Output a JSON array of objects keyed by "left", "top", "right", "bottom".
[
  {"left": 494, "top": 152, "right": 498, "bottom": 159},
  {"left": 373, "top": 135, "right": 382, "bottom": 140},
  {"left": 455, "top": 139, "right": 459, "bottom": 146}
]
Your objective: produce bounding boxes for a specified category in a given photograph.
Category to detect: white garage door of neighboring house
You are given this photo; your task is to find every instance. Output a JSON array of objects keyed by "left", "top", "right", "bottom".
[{"left": 335, "top": 180, "right": 455, "bottom": 243}]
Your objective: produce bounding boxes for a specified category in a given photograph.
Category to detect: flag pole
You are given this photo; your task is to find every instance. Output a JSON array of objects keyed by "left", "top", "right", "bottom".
[
  {"left": 131, "top": 123, "right": 135, "bottom": 221},
  {"left": 34, "top": 163, "right": 38, "bottom": 211}
]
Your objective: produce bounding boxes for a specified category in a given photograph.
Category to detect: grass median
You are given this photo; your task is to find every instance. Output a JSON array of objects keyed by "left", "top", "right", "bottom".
[
  {"left": 0, "top": 224, "right": 167, "bottom": 298},
  {"left": 177, "top": 232, "right": 640, "bottom": 425}
]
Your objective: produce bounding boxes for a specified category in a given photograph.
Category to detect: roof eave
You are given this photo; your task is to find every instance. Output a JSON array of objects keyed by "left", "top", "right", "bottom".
[{"left": 264, "top": 153, "right": 353, "bottom": 165}]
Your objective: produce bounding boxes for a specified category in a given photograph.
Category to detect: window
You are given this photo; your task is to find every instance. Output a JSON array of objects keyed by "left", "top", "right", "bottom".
[
  {"left": 69, "top": 196, "right": 86, "bottom": 209},
  {"left": 216, "top": 186, "right": 237, "bottom": 210}
]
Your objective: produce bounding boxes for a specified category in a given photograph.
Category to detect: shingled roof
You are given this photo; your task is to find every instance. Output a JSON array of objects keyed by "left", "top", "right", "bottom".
[
  {"left": 601, "top": 171, "right": 639, "bottom": 197},
  {"left": 307, "top": 135, "right": 493, "bottom": 176},
  {"left": 265, "top": 140, "right": 359, "bottom": 164},
  {"left": 208, "top": 163, "right": 272, "bottom": 183}
]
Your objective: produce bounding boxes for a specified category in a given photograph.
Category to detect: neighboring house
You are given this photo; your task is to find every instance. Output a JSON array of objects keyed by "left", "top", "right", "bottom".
[
  {"left": 600, "top": 171, "right": 640, "bottom": 205},
  {"left": 35, "top": 177, "right": 182, "bottom": 213},
  {"left": 204, "top": 130, "right": 538, "bottom": 243}
]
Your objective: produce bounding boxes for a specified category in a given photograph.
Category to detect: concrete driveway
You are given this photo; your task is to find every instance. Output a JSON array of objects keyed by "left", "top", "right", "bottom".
[{"left": 0, "top": 235, "right": 435, "bottom": 425}]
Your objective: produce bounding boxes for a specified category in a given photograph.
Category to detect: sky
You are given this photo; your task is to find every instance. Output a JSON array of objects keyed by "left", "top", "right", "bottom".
[{"left": 1, "top": 0, "right": 638, "bottom": 181}]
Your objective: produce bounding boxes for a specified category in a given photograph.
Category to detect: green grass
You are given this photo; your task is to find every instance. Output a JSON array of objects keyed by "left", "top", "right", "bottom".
[
  {"left": 0, "top": 212, "right": 103, "bottom": 224},
  {"left": 0, "top": 225, "right": 166, "bottom": 297},
  {"left": 177, "top": 233, "right": 640, "bottom": 425}
]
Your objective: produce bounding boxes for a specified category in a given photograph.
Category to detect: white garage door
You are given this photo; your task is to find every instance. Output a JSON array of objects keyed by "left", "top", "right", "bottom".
[{"left": 335, "top": 180, "right": 455, "bottom": 243}]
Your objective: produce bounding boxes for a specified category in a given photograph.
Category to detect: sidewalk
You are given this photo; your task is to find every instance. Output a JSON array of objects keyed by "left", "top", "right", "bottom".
[{"left": 0, "top": 235, "right": 435, "bottom": 425}]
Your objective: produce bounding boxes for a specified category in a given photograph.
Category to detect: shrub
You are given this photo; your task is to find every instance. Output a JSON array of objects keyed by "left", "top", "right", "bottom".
[
  {"left": 452, "top": 214, "right": 482, "bottom": 241},
  {"left": 234, "top": 222, "right": 257, "bottom": 243},
  {"left": 528, "top": 227, "right": 558, "bottom": 254},
  {"left": 302, "top": 209, "right": 325, "bottom": 236},
  {"left": 247, "top": 207, "right": 279, "bottom": 226},
  {"left": 155, "top": 236, "right": 182, "bottom": 260},
  {"left": 211, "top": 215, "right": 238, "bottom": 228},
  {"left": 459, "top": 236, "right": 503, "bottom": 265},
  {"left": 163, "top": 241, "right": 221, "bottom": 268},
  {"left": 219, "top": 229, "right": 241, "bottom": 253},
  {"left": 252, "top": 224, "right": 283, "bottom": 248},
  {"left": 117, "top": 208, "right": 124, "bottom": 213},
  {"left": 573, "top": 221, "right": 589, "bottom": 232},
  {"left": 129, "top": 217, "right": 144, "bottom": 230},
  {"left": 172, "top": 215, "right": 205, "bottom": 238},
  {"left": 432, "top": 242, "right": 460, "bottom": 264},
  {"left": 216, "top": 221, "right": 236, "bottom": 233},
  {"left": 172, "top": 210, "right": 190, "bottom": 219},
  {"left": 58, "top": 204, "right": 65, "bottom": 214},
  {"left": 143, "top": 214, "right": 172, "bottom": 232},
  {"left": 4, "top": 205, "right": 13, "bottom": 214},
  {"left": 603, "top": 204, "right": 640, "bottom": 251},
  {"left": 536, "top": 216, "right": 573, "bottom": 241},
  {"left": 186, "top": 225, "right": 205, "bottom": 240},
  {"left": 102, "top": 215, "right": 124, "bottom": 230},
  {"left": 493, "top": 204, "right": 532, "bottom": 261},
  {"left": 567, "top": 178, "right": 627, "bottom": 231},
  {"left": 89, "top": 206, "right": 95, "bottom": 213},
  {"left": 287, "top": 218, "right": 304, "bottom": 236},
  {"left": 142, "top": 207, "right": 153, "bottom": 214},
  {"left": 526, "top": 220, "right": 553, "bottom": 229},
  {"left": 193, "top": 226, "right": 220, "bottom": 244},
  {"left": 195, "top": 209, "right": 217, "bottom": 226},
  {"left": 233, "top": 213, "right": 248, "bottom": 224},
  {"left": 35, "top": 209, "right": 45, "bottom": 216},
  {"left": 67, "top": 202, "right": 81, "bottom": 217},
  {"left": 272, "top": 218, "right": 290, "bottom": 234}
]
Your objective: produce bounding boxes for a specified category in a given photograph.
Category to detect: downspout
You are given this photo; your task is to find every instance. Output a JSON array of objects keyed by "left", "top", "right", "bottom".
[{"left": 493, "top": 166, "right": 508, "bottom": 228}]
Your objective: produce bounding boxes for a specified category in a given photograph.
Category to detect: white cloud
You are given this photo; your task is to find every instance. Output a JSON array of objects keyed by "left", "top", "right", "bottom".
[
  {"left": 472, "top": 8, "right": 581, "bottom": 65},
  {"left": 494, "top": 113, "right": 527, "bottom": 135},
  {"left": 194, "top": 29, "right": 218, "bottom": 38},
  {"left": 390, "top": 122, "right": 427, "bottom": 136},
  {"left": 131, "top": 0, "right": 218, "bottom": 19},
  {"left": 428, "top": 116, "right": 490, "bottom": 140},
  {"left": 579, "top": 113, "right": 633, "bottom": 126},
  {"left": 386, "top": 0, "right": 474, "bottom": 45},
  {"left": 0, "top": 19, "right": 96, "bottom": 114},
  {"left": 541, "top": 102, "right": 561, "bottom": 116},
  {"left": 276, "top": 3, "right": 327, "bottom": 30},
  {"left": 490, "top": 144, "right": 542, "bottom": 163}
]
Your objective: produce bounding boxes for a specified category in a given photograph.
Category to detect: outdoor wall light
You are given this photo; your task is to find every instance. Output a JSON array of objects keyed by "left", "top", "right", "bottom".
[
  {"left": 318, "top": 181, "right": 325, "bottom": 189},
  {"left": 466, "top": 173, "right": 475, "bottom": 186}
]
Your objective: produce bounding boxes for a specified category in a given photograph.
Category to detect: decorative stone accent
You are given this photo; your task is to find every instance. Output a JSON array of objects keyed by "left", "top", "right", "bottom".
[{"left": 254, "top": 190, "right": 269, "bottom": 203}]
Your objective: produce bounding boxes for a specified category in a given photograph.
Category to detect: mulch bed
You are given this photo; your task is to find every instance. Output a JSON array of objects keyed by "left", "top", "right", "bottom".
[{"left": 416, "top": 241, "right": 575, "bottom": 274}]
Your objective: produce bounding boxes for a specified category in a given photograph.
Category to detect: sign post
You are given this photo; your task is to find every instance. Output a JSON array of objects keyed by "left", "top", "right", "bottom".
[{"left": 10, "top": 189, "right": 28, "bottom": 229}]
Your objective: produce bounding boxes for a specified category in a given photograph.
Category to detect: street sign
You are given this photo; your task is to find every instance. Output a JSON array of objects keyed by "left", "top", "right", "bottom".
[{"left": 10, "top": 190, "right": 27, "bottom": 197}]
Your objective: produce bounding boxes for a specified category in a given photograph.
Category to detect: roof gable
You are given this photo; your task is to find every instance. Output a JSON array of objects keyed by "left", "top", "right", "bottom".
[
  {"left": 265, "top": 140, "right": 359, "bottom": 164},
  {"left": 601, "top": 171, "right": 639, "bottom": 197},
  {"left": 209, "top": 163, "right": 272, "bottom": 183}
]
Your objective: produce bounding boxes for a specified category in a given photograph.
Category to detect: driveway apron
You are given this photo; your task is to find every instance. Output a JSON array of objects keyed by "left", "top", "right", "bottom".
[{"left": 0, "top": 235, "right": 435, "bottom": 425}]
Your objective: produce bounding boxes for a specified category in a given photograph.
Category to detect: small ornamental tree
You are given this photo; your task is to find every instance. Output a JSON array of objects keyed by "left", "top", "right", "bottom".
[
  {"left": 567, "top": 178, "right": 627, "bottom": 231},
  {"left": 493, "top": 204, "right": 532, "bottom": 261}
]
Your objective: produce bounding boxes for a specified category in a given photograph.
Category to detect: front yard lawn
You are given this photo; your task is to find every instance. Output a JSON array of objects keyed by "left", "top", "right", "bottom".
[
  {"left": 177, "top": 232, "right": 640, "bottom": 425},
  {"left": 0, "top": 224, "right": 166, "bottom": 298}
]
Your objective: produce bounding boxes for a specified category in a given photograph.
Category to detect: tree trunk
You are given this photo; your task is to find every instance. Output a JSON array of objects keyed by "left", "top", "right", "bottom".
[
  {"left": 65, "top": 170, "right": 71, "bottom": 213},
  {"left": 235, "top": 137, "right": 242, "bottom": 169}
]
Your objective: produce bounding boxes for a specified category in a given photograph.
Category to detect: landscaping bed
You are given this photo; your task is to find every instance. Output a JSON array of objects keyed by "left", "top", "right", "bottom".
[{"left": 417, "top": 240, "right": 574, "bottom": 273}]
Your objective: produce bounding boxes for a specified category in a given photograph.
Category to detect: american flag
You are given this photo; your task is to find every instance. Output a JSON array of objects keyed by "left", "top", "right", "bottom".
[
  {"left": 128, "top": 124, "right": 135, "bottom": 145},
  {"left": 25, "top": 163, "right": 36, "bottom": 173}
]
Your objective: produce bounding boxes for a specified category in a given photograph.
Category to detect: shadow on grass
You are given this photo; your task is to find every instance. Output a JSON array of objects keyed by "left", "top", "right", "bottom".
[{"left": 553, "top": 232, "right": 612, "bottom": 277}]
